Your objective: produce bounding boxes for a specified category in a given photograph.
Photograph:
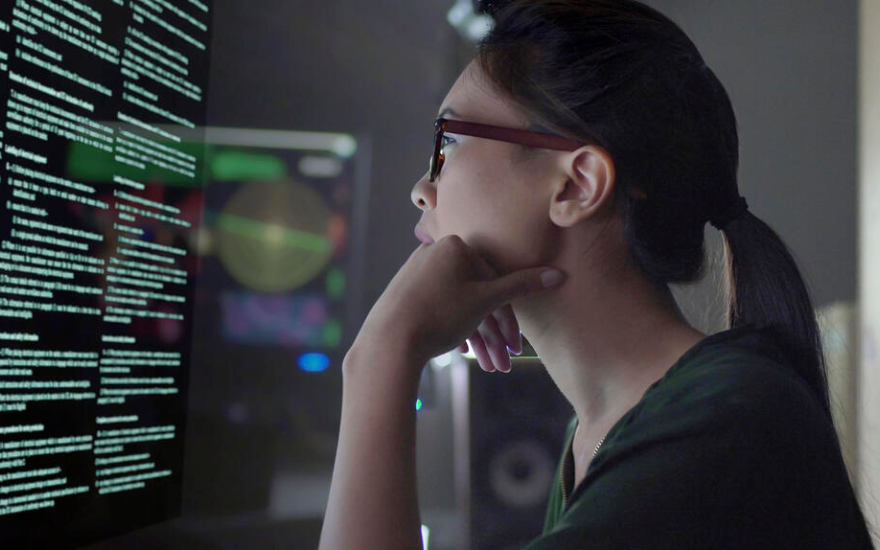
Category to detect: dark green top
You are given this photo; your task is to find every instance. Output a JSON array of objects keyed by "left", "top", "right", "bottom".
[{"left": 524, "top": 323, "right": 874, "bottom": 549}]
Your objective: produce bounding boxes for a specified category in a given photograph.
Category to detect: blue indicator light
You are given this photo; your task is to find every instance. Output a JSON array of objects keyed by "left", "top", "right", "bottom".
[{"left": 299, "top": 352, "right": 330, "bottom": 373}]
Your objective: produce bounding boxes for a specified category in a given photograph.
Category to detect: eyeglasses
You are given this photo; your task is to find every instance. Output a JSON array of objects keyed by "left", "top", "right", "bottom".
[{"left": 429, "top": 117, "right": 587, "bottom": 182}]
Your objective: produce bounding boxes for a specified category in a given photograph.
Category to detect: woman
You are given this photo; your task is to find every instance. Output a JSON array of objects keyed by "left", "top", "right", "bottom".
[{"left": 320, "top": 0, "right": 877, "bottom": 548}]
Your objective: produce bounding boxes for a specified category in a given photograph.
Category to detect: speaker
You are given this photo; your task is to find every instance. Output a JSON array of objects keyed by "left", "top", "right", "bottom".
[{"left": 451, "top": 355, "right": 573, "bottom": 550}]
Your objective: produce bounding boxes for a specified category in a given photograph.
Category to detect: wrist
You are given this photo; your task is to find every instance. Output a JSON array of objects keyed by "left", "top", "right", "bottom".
[{"left": 343, "top": 337, "right": 426, "bottom": 400}]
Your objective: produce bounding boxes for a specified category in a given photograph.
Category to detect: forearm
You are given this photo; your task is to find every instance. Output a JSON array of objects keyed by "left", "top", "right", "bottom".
[{"left": 318, "top": 341, "right": 425, "bottom": 550}]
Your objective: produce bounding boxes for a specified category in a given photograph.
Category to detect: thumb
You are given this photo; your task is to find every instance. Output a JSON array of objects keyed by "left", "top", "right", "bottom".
[{"left": 481, "top": 267, "right": 565, "bottom": 309}]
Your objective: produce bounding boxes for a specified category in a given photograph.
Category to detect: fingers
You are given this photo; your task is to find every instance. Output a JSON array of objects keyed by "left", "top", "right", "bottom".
[
  {"left": 479, "top": 315, "right": 512, "bottom": 373},
  {"left": 455, "top": 305, "right": 520, "bottom": 373},
  {"left": 457, "top": 245, "right": 524, "bottom": 357},
  {"left": 467, "top": 331, "right": 497, "bottom": 373},
  {"left": 458, "top": 240, "right": 498, "bottom": 280},
  {"left": 491, "top": 304, "right": 521, "bottom": 355}
]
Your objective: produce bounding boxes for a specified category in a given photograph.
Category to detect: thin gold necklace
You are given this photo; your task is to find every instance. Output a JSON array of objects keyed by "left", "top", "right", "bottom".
[
  {"left": 592, "top": 433, "right": 607, "bottom": 458},
  {"left": 575, "top": 425, "right": 608, "bottom": 462}
]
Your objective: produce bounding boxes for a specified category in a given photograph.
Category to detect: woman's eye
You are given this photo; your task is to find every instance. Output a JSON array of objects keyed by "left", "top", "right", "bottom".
[{"left": 441, "top": 135, "right": 456, "bottom": 147}]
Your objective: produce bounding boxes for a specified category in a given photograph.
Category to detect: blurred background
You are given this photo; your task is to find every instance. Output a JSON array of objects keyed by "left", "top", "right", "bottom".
[{"left": 54, "top": 0, "right": 877, "bottom": 548}]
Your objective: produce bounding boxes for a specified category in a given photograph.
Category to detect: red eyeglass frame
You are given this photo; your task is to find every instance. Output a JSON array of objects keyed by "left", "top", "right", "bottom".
[{"left": 429, "top": 117, "right": 587, "bottom": 182}]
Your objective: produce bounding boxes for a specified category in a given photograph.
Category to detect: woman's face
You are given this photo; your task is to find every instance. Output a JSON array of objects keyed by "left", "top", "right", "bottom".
[{"left": 410, "top": 60, "right": 560, "bottom": 275}]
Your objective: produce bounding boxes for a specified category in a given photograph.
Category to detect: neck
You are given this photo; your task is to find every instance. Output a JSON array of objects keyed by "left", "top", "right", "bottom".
[{"left": 510, "top": 227, "right": 706, "bottom": 440}]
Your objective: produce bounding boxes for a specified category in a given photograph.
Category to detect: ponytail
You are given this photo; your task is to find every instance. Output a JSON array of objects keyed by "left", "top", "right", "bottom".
[{"left": 718, "top": 210, "right": 832, "bottom": 422}]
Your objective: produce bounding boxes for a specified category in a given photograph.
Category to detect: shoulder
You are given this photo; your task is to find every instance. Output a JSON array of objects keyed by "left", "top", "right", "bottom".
[
  {"left": 605, "top": 344, "right": 850, "bottom": 525},
  {"left": 526, "top": 348, "right": 857, "bottom": 549},
  {"left": 592, "top": 346, "right": 833, "bottom": 476},
  {"left": 630, "top": 345, "right": 832, "bottom": 440}
]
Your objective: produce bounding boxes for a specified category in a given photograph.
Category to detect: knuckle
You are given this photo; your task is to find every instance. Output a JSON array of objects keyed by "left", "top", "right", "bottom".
[
  {"left": 442, "top": 234, "right": 465, "bottom": 248},
  {"left": 493, "top": 311, "right": 513, "bottom": 331},
  {"left": 480, "top": 330, "right": 494, "bottom": 346}
]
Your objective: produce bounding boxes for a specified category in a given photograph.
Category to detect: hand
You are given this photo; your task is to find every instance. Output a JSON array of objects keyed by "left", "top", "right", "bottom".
[
  {"left": 352, "top": 234, "right": 564, "bottom": 374},
  {"left": 454, "top": 303, "right": 523, "bottom": 373}
]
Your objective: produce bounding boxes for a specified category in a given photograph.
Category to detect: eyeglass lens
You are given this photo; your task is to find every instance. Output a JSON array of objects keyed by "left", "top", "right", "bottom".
[{"left": 430, "top": 121, "right": 445, "bottom": 182}]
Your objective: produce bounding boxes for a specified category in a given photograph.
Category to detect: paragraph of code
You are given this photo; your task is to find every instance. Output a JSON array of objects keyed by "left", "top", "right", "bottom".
[{"left": 0, "top": 0, "right": 211, "bottom": 546}]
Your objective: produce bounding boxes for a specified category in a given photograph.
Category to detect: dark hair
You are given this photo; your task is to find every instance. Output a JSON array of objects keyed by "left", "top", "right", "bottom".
[
  {"left": 477, "top": 0, "right": 826, "bottom": 417},
  {"left": 475, "top": 0, "right": 875, "bottom": 541}
]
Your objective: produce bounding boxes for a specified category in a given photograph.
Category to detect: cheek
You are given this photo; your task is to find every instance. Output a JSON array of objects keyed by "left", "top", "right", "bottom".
[
  {"left": 436, "top": 145, "right": 504, "bottom": 223},
  {"left": 449, "top": 167, "right": 552, "bottom": 273},
  {"left": 485, "top": 202, "right": 554, "bottom": 274},
  {"left": 440, "top": 155, "right": 514, "bottom": 232}
]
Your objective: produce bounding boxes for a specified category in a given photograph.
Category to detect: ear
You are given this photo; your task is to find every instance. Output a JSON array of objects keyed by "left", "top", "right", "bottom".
[{"left": 548, "top": 145, "right": 617, "bottom": 228}]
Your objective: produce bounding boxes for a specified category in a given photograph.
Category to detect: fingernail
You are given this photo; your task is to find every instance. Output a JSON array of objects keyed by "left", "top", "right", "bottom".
[
  {"left": 541, "top": 269, "right": 564, "bottom": 288},
  {"left": 507, "top": 345, "right": 521, "bottom": 356}
]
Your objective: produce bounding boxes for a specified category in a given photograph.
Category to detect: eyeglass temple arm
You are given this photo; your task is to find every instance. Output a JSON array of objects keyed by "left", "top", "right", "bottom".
[{"left": 440, "top": 118, "right": 584, "bottom": 152}]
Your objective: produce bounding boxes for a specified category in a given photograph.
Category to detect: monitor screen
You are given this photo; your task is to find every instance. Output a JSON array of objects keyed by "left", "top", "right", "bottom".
[
  {"left": 0, "top": 0, "right": 213, "bottom": 547},
  {"left": 174, "top": 127, "right": 368, "bottom": 520}
]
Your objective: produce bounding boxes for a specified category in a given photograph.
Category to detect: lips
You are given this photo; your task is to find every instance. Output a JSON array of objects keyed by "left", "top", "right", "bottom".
[{"left": 414, "top": 226, "right": 434, "bottom": 244}]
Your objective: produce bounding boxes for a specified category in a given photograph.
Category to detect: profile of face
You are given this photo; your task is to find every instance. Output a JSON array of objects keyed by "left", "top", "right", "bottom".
[{"left": 410, "top": 60, "right": 622, "bottom": 277}]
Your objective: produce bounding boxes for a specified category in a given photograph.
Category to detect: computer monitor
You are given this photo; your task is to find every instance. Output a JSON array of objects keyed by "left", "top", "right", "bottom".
[
  {"left": 161, "top": 126, "right": 369, "bottom": 522},
  {"left": 0, "top": 1, "right": 213, "bottom": 546}
]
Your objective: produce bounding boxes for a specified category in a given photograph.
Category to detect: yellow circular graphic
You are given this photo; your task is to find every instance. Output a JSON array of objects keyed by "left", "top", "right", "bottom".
[{"left": 216, "top": 180, "right": 334, "bottom": 292}]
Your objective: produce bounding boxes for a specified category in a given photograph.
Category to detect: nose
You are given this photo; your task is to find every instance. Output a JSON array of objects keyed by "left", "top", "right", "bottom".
[{"left": 410, "top": 168, "right": 436, "bottom": 211}]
